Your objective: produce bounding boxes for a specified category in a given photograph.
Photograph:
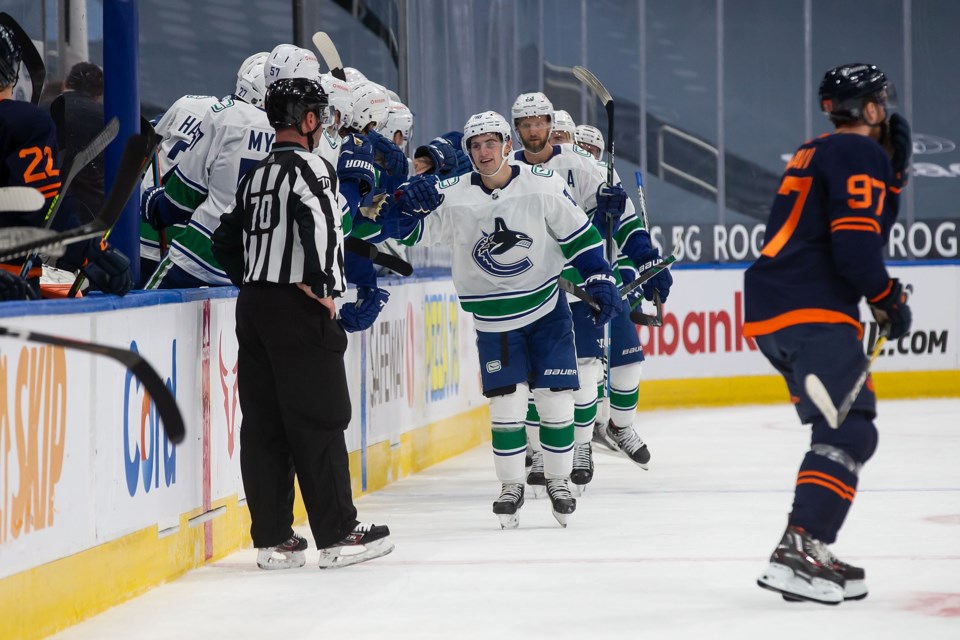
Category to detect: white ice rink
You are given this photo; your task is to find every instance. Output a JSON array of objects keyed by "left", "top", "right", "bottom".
[{"left": 52, "top": 400, "right": 959, "bottom": 640}]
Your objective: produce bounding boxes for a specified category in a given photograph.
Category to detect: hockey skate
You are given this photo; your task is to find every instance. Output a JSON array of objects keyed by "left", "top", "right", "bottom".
[
  {"left": 606, "top": 422, "right": 651, "bottom": 469},
  {"left": 318, "top": 523, "right": 394, "bottom": 569},
  {"left": 782, "top": 549, "right": 868, "bottom": 602},
  {"left": 526, "top": 450, "right": 546, "bottom": 497},
  {"left": 592, "top": 420, "right": 617, "bottom": 452},
  {"left": 256, "top": 532, "right": 308, "bottom": 570},
  {"left": 756, "top": 526, "right": 845, "bottom": 605},
  {"left": 492, "top": 483, "right": 525, "bottom": 529},
  {"left": 570, "top": 443, "right": 594, "bottom": 495},
  {"left": 546, "top": 478, "right": 576, "bottom": 527}
]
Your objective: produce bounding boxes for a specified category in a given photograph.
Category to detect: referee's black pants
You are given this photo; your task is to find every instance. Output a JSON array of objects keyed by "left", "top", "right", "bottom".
[{"left": 236, "top": 284, "right": 359, "bottom": 550}]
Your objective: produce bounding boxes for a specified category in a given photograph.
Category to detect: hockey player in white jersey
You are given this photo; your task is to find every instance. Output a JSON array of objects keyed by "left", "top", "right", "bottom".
[
  {"left": 140, "top": 51, "right": 273, "bottom": 288},
  {"left": 551, "top": 109, "right": 576, "bottom": 145},
  {"left": 383, "top": 111, "right": 622, "bottom": 528},
  {"left": 574, "top": 124, "right": 604, "bottom": 161},
  {"left": 511, "top": 92, "right": 672, "bottom": 492}
]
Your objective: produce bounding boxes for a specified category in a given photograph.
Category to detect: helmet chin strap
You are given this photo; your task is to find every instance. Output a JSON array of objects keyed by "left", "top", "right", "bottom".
[{"left": 298, "top": 117, "right": 322, "bottom": 152}]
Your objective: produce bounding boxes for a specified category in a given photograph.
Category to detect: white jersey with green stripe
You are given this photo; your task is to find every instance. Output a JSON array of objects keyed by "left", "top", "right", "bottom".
[
  {"left": 406, "top": 164, "right": 606, "bottom": 332},
  {"left": 163, "top": 96, "right": 275, "bottom": 284},
  {"left": 140, "top": 94, "right": 218, "bottom": 262}
]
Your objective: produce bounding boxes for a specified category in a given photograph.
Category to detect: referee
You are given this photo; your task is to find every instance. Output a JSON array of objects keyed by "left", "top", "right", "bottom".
[{"left": 212, "top": 77, "right": 392, "bottom": 570}]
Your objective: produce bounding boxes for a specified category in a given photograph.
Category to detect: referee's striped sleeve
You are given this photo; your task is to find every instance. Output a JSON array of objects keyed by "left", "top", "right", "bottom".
[{"left": 291, "top": 155, "right": 344, "bottom": 297}]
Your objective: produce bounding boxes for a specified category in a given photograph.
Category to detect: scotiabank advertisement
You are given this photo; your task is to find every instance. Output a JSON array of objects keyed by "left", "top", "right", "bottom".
[{"left": 636, "top": 264, "right": 958, "bottom": 379}]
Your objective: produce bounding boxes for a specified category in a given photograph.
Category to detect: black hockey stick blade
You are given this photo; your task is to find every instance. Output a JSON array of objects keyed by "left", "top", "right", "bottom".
[
  {"left": 312, "top": 32, "right": 347, "bottom": 81},
  {"left": 344, "top": 235, "right": 414, "bottom": 276},
  {"left": 0, "top": 325, "right": 186, "bottom": 444},
  {"left": 621, "top": 251, "right": 679, "bottom": 300},
  {"left": 0, "top": 186, "right": 44, "bottom": 212},
  {"left": 0, "top": 13, "right": 45, "bottom": 105},
  {"left": 630, "top": 290, "right": 663, "bottom": 327},
  {"left": 557, "top": 277, "right": 601, "bottom": 312}
]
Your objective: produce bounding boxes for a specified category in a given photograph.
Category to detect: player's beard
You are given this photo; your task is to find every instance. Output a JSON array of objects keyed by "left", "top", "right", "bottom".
[{"left": 523, "top": 134, "right": 549, "bottom": 154}]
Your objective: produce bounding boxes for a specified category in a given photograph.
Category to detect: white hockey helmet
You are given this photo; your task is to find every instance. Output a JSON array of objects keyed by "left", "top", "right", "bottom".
[
  {"left": 344, "top": 66, "right": 367, "bottom": 83},
  {"left": 235, "top": 52, "right": 268, "bottom": 108},
  {"left": 350, "top": 80, "right": 390, "bottom": 132},
  {"left": 462, "top": 111, "right": 512, "bottom": 175},
  {"left": 511, "top": 92, "right": 554, "bottom": 122},
  {"left": 553, "top": 110, "right": 576, "bottom": 136},
  {"left": 575, "top": 124, "right": 605, "bottom": 158},
  {"left": 264, "top": 44, "right": 320, "bottom": 86},
  {"left": 319, "top": 73, "right": 354, "bottom": 130},
  {"left": 380, "top": 100, "right": 414, "bottom": 149}
]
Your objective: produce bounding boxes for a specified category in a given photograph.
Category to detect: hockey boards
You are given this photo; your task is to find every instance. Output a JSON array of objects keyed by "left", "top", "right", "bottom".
[
  {"left": 0, "top": 186, "right": 44, "bottom": 212},
  {"left": 344, "top": 236, "right": 414, "bottom": 276},
  {"left": 0, "top": 325, "right": 186, "bottom": 444},
  {"left": 0, "top": 133, "right": 156, "bottom": 263},
  {"left": 0, "top": 12, "right": 45, "bottom": 105},
  {"left": 312, "top": 32, "right": 347, "bottom": 81}
]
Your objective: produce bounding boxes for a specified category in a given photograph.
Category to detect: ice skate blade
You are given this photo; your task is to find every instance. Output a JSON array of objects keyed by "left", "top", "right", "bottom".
[
  {"left": 757, "top": 563, "right": 843, "bottom": 605},
  {"left": 256, "top": 550, "right": 306, "bottom": 570},
  {"left": 498, "top": 513, "right": 520, "bottom": 529},
  {"left": 318, "top": 539, "right": 394, "bottom": 569},
  {"left": 552, "top": 510, "right": 570, "bottom": 528},
  {"left": 783, "top": 580, "right": 867, "bottom": 602},
  {"left": 570, "top": 483, "right": 586, "bottom": 497}
]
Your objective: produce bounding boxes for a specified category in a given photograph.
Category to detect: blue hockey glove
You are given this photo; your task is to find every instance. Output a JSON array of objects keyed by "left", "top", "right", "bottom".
[
  {"left": 869, "top": 278, "right": 912, "bottom": 340},
  {"left": 583, "top": 273, "right": 622, "bottom": 326},
  {"left": 415, "top": 136, "right": 458, "bottom": 175},
  {"left": 633, "top": 249, "right": 673, "bottom": 303},
  {"left": 140, "top": 185, "right": 167, "bottom": 230},
  {"left": 888, "top": 113, "right": 912, "bottom": 177},
  {"left": 82, "top": 243, "right": 134, "bottom": 296},
  {"left": 339, "top": 286, "right": 390, "bottom": 332},
  {"left": 434, "top": 131, "right": 473, "bottom": 179},
  {"left": 359, "top": 192, "right": 392, "bottom": 223},
  {"left": 396, "top": 175, "right": 443, "bottom": 219},
  {"left": 338, "top": 134, "right": 376, "bottom": 198},
  {"left": 0, "top": 270, "right": 36, "bottom": 301},
  {"left": 595, "top": 183, "right": 627, "bottom": 220},
  {"left": 367, "top": 129, "right": 409, "bottom": 180}
]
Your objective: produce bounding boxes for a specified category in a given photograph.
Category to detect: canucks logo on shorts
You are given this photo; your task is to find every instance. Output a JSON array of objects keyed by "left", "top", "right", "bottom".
[{"left": 472, "top": 217, "right": 533, "bottom": 277}]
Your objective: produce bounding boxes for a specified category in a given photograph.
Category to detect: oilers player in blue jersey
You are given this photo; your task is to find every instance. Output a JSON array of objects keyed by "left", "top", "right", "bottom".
[
  {"left": 0, "top": 22, "right": 132, "bottom": 300},
  {"left": 745, "top": 63, "right": 913, "bottom": 605}
]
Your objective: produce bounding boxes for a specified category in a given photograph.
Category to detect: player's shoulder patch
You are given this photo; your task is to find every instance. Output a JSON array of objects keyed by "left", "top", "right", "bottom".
[
  {"left": 572, "top": 144, "right": 592, "bottom": 158},
  {"left": 438, "top": 176, "right": 460, "bottom": 189},
  {"left": 210, "top": 98, "right": 235, "bottom": 113},
  {"left": 598, "top": 160, "right": 608, "bottom": 169},
  {"left": 531, "top": 164, "right": 554, "bottom": 178}
]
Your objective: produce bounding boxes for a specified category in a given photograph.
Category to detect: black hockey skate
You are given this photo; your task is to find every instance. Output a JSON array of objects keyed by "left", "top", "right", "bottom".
[
  {"left": 318, "top": 523, "right": 394, "bottom": 569},
  {"left": 592, "top": 420, "right": 617, "bottom": 452},
  {"left": 782, "top": 550, "right": 868, "bottom": 602},
  {"left": 256, "top": 532, "right": 308, "bottom": 570},
  {"left": 757, "top": 526, "right": 845, "bottom": 605},
  {"left": 606, "top": 422, "right": 651, "bottom": 469},
  {"left": 570, "top": 443, "right": 594, "bottom": 495},
  {"left": 492, "top": 483, "right": 525, "bottom": 529},
  {"left": 526, "top": 450, "right": 546, "bottom": 497},
  {"left": 546, "top": 478, "right": 576, "bottom": 528}
]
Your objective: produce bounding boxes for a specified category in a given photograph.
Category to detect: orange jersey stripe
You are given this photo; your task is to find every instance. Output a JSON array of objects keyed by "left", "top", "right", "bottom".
[
  {"left": 831, "top": 216, "right": 881, "bottom": 233},
  {"left": 798, "top": 470, "right": 856, "bottom": 499},
  {"left": 796, "top": 477, "right": 855, "bottom": 501},
  {"left": 0, "top": 263, "right": 42, "bottom": 279},
  {"left": 869, "top": 279, "right": 894, "bottom": 303},
  {"left": 742, "top": 308, "right": 863, "bottom": 339},
  {"left": 831, "top": 223, "right": 881, "bottom": 234}
]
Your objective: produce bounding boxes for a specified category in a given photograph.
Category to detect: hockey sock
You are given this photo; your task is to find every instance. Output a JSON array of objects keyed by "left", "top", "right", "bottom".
[
  {"left": 491, "top": 428, "right": 527, "bottom": 484},
  {"left": 573, "top": 358, "right": 600, "bottom": 445},
  {"left": 525, "top": 395, "right": 542, "bottom": 452},
  {"left": 533, "top": 388, "right": 575, "bottom": 479},
  {"left": 788, "top": 450, "right": 858, "bottom": 544},
  {"left": 609, "top": 363, "right": 641, "bottom": 428}
]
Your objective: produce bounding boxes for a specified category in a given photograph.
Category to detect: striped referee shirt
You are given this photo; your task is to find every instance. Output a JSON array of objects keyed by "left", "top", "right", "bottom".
[{"left": 213, "top": 142, "right": 346, "bottom": 298}]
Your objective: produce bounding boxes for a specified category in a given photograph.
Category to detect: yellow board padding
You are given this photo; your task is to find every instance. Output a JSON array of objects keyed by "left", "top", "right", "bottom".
[
  {"left": 637, "top": 370, "right": 959, "bottom": 410},
  {"left": 1, "top": 405, "right": 491, "bottom": 640}
]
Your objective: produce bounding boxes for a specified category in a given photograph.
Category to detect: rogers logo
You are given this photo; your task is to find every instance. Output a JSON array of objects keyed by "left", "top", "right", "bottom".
[
  {"left": 636, "top": 291, "right": 758, "bottom": 356},
  {"left": 218, "top": 332, "right": 239, "bottom": 458}
]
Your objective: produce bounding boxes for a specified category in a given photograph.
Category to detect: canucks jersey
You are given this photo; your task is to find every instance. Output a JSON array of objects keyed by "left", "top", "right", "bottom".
[
  {"left": 744, "top": 133, "right": 901, "bottom": 338},
  {"left": 404, "top": 164, "right": 610, "bottom": 332},
  {"left": 140, "top": 94, "right": 218, "bottom": 262},
  {"left": 163, "top": 96, "right": 275, "bottom": 284}
]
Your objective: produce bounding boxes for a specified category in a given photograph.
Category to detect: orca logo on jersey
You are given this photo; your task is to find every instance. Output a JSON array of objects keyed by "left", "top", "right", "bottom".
[{"left": 473, "top": 217, "right": 533, "bottom": 278}]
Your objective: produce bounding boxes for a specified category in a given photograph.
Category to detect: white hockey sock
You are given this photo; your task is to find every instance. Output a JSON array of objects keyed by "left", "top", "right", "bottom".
[
  {"left": 609, "top": 363, "right": 642, "bottom": 427},
  {"left": 533, "top": 388, "right": 575, "bottom": 479}
]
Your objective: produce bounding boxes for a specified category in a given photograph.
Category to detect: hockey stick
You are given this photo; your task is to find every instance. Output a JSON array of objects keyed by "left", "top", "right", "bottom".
[
  {"left": 312, "top": 32, "right": 347, "bottom": 82},
  {"left": 557, "top": 256, "right": 676, "bottom": 314},
  {"left": 557, "top": 277, "right": 601, "bottom": 312},
  {"left": 19, "top": 117, "right": 120, "bottom": 278},
  {"left": 0, "top": 325, "right": 186, "bottom": 444},
  {"left": 344, "top": 235, "right": 413, "bottom": 276},
  {"left": 0, "top": 13, "right": 45, "bottom": 105},
  {"left": 67, "top": 131, "right": 162, "bottom": 297},
  {"left": 0, "top": 186, "right": 44, "bottom": 212},
  {"left": 628, "top": 170, "right": 666, "bottom": 326}
]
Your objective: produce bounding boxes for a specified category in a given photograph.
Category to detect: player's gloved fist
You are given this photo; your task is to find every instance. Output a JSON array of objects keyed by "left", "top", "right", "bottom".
[
  {"left": 82, "top": 243, "right": 134, "bottom": 296},
  {"left": 633, "top": 248, "right": 673, "bottom": 303},
  {"left": 339, "top": 286, "right": 390, "bottom": 332},
  {"left": 367, "top": 130, "right": 408, "bottom": 180},
  {"left": 869, "top": 278, "right": 912, "bottom": 340},
  {"left": 888, "top": 113, "right": 912, "bottom": 177},
  {"left": 434, "top": 131, "right": 473, "bottom": 179},
  {"left": 414, "top": 136, "right": 458, "bottom": 176},
  {"left": 595, "top": 183, "right": 627, "bottom": 219},
  {"left": 140, "top": 185, "right": 167, "bottom": 230},
  {"left": 584, "top": 272, "right": 622, "bottom": 326},
  {"left": 338, "top": 134, "right": 377, "bottom": 198},
  {"left": 0, "top": 270, "right": 36, "bottom": 301},
  {"left": 359, "top": 192, "right": 392, "bottom": 222},
  {"left": 396, "top": 175, "right": 443, "bottom": 219}
]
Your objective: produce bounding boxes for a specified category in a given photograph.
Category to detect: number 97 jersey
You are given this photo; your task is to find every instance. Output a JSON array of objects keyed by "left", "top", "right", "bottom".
[{"left": 743, "top": 132, "right": 902, "bottom": 339}]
